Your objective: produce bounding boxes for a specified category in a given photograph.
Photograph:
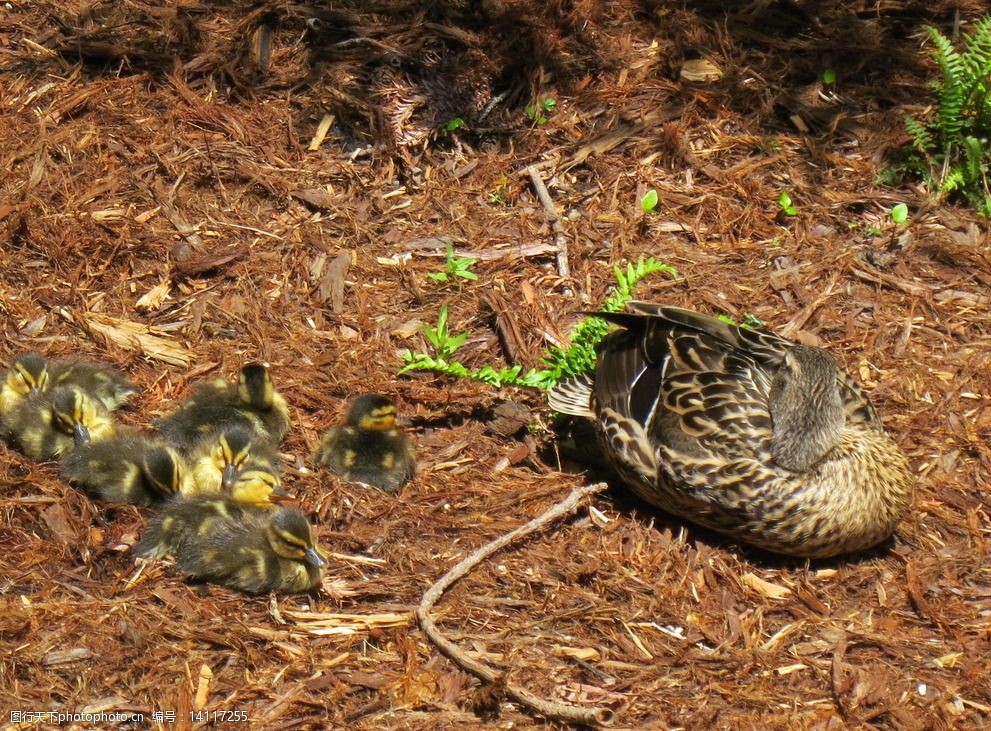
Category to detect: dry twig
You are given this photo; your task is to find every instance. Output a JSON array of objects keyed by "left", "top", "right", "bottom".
[
  {"left": 416, "top": 482, "right": 613, "bottom": 727},
  {"left": 526, "top": 165, "right": 571, "bottom": 280}
]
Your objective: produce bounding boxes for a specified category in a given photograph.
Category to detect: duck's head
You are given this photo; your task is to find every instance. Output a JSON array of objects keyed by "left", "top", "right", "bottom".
[
  {"left": 208, "top": 425, "right": 260, "bottom": 490},
  {"left": 769, "top": 345, "right": 845, "bottom": 472},
  {"left": 51, "top": 387, "right": 111, "bottom": 446},
  {"left": 7, "top": 352, "right": 49, "bottom": 397},
  {"left": 237, "top": 363, "right": 275, "bottom": 411},
  {"left": 266, "top": 509, "right": 326, "bottom": 569},
  {"left": 228, "top": 464, "right": 286, "bottom": 506},
  {"left": 346, "top": 394, "right": 400, "bottom": 431},
  {"left": 142, "top": 446, "right": 187, "bottom": 498}
]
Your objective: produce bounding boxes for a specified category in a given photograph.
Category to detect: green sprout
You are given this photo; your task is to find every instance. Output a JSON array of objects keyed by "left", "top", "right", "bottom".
[
  {"left": 427, "top": 241, "right": 478, "bottom": 284},
  {"left": 890, "top": 203, "right": 909, "bottom": 224},
  {"left": 778, "top": 191, "right": 798, "bottom": 216},
  {"left": 525, "top": 97, "right": 557, "bottom": 125},
  {"left": 444, "top": 117, "right": 465, "bottom": 132},
  {"left": 822, "top": 68, "right": 836, "bottom": 85},
  {"left": 640, "top": 189, "right": 659, "bottom": 214},
  {"left": 420, "top": 303, "right": 467, "bottom": 359},
  {"left": 717, "top": 312, "right": 766, "bottom": 329}
]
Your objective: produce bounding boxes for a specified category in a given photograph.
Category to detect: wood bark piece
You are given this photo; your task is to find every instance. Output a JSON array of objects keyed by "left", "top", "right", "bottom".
[{"left": 416, "top": 482, "right": 614, "bottom": 727}]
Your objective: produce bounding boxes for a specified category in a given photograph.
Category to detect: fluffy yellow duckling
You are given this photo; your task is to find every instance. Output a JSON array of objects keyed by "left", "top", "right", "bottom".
[
  {"left": 186, "top": 424, "right": 280, "bottom": 495},
  {"left": 155, "top": 363, "right": 290, "bottom": 448},
  {"left": 48, "top": 358, "right": 138, "bottom": 411},
  {"left": 181, "top": 453, "right": 286, "bottom": 508},
  {"left": 0, "top": 352, "right": 49, "bottom": 418},
  {"left": 4, "top": 385, "right": 115, "bottom": 461},
  {"left": 1, "top": 351, "right": 137, "bottom": 416},
  {"left": 315, "top": 394, "right": 415, "bottom": 491},
  {"left": 135, "top": 500, "right": 326, "bottom": 594},
  {"left": 60, "top": 434, "right": 190, "bottom": 506}
]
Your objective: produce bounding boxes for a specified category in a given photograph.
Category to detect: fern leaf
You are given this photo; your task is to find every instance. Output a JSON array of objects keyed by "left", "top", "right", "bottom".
[{"left": 927, "top": 25, "right": 967, "bottom": 139}]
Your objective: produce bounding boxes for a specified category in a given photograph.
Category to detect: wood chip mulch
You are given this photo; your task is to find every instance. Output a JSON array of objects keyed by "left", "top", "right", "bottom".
[{"left": 2, "top": 1, "right": 990, "bottom": 729}]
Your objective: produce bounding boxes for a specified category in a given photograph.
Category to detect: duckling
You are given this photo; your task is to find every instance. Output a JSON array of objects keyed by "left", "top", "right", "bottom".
[
  {"left": 60, "top": 434, "right": 190, "bottom": 506},
  {"left": 155, "top": 363, "right": 290, "bottom": 449},
  {"left": 315, "top": 394, "right": 415, "bottom": 491},
  {"left": 186, "top": 424, "right": 280, "bottom": 495},
  {"left": 0, "top": 352, "right": 49, "bottom": 420},
  {"left": 2, "top": 352, "right": 136, "bottom": 418},
  {"left": 4, "top": 385, "right": 116, "bottom": 461},
  {"left": 136, "top": 500, "right": 326, "bottom": 594},
  {"left": 210, "top": 463, "right": 287, "bottom": 507},
  {"left": 548, "top": 301, "right": 913, "bottom": 559},
  {"left": 48, "top": 358, "right": 138, "bottom": 411}
]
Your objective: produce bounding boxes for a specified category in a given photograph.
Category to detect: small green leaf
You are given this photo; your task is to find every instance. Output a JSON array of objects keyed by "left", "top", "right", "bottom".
[
  {"left": 822, "top": 68, "right": 836, "bottom": 85},
  {"left": 778, "top": 191, "right": 798, "bottom": 216},
  {"left": 445, "top": 117, "right": 465, "bottom": 132},
  {"left": 542, "top": 97, "right": 557, "bottom": 112},
  {"left": 890, "top": 202, "right": 909, "bottom": 224},
  {"left": 427, "top": 272, "right": 448, "bottom": 283},
  {"left": 640, "top": 189, "right": 659, "bottom": 214}
]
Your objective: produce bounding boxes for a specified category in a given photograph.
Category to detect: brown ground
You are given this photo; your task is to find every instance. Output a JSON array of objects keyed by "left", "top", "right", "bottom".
[{"left": 2, "top": 1, "right": 991, "bottom": 729}]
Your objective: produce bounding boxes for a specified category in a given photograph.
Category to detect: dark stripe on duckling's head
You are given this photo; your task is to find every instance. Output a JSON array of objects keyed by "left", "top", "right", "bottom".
[
  {"left": 51, "top": 387, "right": 93, "bottom": 445},
  {"left": 142, "top": 446, "right": 185, "bottom": 497},
  {"left": 238, "top": 363, "right": 274, "bottom": 410},
  {"left": 9, "top": 352, "right": 49, "bottom": 396},
  {"left": 346, "top": 394, "right": 399, "bottom": 430},
  {"left": 268, "top": 509, "right": 325, "bottom": 567},
  {"left": 210, "top": 425, "right": 258, "bottom": 488}
]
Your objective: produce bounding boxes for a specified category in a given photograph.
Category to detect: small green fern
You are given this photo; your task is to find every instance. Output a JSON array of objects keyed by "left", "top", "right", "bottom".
[
  {"left": 896, "top": 16, "right": 991, "bottom": 214},
  {"left": 399, "top": 258, "right": 678, "bottom": 389}
]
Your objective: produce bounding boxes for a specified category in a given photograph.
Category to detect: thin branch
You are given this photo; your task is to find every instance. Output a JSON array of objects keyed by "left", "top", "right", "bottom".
[
  {"left": 416, "top": 482, "right": 613, "bottom": 727},
  {"left": 526, "top": 165, "right": 571, "bottom": 280}
]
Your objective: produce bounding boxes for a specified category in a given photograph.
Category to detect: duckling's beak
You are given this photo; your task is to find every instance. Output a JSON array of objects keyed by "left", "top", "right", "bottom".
[
  {"left": 73, "top": 423, "right": 91, "bottom": 446},
  {"left": 29, "top": 386, "right": 42, "bottom": 397},
  {"left": 305, "top": 547, "right": 327, "bottom": 568},
  {"left": 271, "top": 484, "right": 288, "bottom": 497},
  {"left": 222, "top": 463, "right": 238, "bottom": 490},
  {"left": 396, "top": 416, "right": 412, "bottom": 428}
]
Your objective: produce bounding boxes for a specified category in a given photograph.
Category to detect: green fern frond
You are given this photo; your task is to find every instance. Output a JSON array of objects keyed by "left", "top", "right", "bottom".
[
  {"left": 897, "top": 16, "right": 991, "bottom": 215},
  {"left": 398, "top": 258, "right": 678, "bottom": 390},
  {"left": 926, "top": 27, "right": 965, "bottom": 132},
  {"left": 940, "top": 167, "right": 965, "bottom": 192},
  {"left": 904, "top": 115, "right": 935, "bottom": 156},
  {"left": 960, "top": 16, "right": 991, "bottom": 82}
]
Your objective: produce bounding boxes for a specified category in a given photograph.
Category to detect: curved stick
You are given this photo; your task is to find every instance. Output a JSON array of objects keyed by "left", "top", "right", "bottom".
[{"left": 416, "top": 482, "right": 613, "bottom": 727}]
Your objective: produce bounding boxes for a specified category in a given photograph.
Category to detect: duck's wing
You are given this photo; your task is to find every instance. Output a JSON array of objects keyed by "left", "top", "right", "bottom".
[
  {"left": 594, "top": 310, "right": 778, "bottom": 466},
  {"left": 618, "top": 302, "right": 882, "bottom": 428}
]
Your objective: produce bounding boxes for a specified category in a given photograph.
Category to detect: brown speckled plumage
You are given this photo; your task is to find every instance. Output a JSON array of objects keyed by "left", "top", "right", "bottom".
[{"left": 549, "top": 302, "right": 913, "bottom": 558}]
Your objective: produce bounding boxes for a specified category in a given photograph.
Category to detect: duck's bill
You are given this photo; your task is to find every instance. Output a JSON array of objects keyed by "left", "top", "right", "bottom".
[
  {"left": 222, "top": 463, "right": 238, "bottom": 490},
  {"left": 73, "top": 423, "right": 92, "bottom": 446},
  {"left": 305, "top": 547, "right": 327, "bottom": 568}
]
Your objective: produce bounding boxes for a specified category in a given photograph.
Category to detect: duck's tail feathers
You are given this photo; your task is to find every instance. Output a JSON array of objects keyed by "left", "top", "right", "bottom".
[{"left": 547, "top": 373, "right": 596, "bottom": 418}]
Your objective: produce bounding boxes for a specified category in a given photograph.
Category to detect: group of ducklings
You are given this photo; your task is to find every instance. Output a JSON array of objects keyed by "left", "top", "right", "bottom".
[{"left": 1, "top": 353, "right": 416, "bottom": 594}]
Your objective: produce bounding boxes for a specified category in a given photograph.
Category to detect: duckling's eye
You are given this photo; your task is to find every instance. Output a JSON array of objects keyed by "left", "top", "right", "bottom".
[{"left": 275, "top": 529, "right": 307, "bottom": 555}]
